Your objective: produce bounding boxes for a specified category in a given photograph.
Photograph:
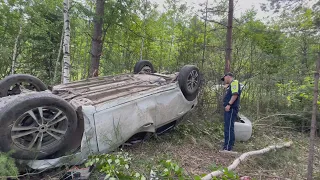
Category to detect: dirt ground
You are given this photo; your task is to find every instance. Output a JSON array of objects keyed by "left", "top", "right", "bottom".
[
  {"left": 122, "top": 118, "right": 320, "bottom": 180},
  {"left": 15, "top": 114, "right": 320, "bottom": 180}
]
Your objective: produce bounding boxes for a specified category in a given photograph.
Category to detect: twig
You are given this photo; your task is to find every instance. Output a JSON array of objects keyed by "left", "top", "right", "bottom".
[
  {"left": 242, "top": 173, "right": 288, "bottom": 179},
  {"left": 253, "top": 114, "right": 307, "bottom": 124},
  {"left": 201, "top": 141, "right": 293, "bottom": 180},
  {"left": 254, "top": 125, "right": 296, "bottom": 129},
  {"left": 0, "top": 168, "right": 49, "bottom": 179},
  {"left": 255, "top": 124, "right": 319, "bottom": 130},
  {"left": 242, "top": 169, "right": 283, "bottom": 172}
]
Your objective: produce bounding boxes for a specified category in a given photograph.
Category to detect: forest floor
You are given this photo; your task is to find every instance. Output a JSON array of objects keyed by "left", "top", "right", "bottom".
[
  {"left": 17, "top": 109, "right": 320, "bottom": 180},
  {"left": 89, "top": 110, "right": 320, "bottom": 180}
]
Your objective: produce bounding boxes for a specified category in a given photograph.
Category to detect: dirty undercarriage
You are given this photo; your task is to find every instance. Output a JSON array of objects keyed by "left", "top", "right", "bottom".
[
  {"left": 52, "top": 73, "right": 178, "bottom": 107},
  {"left": 0, "top": 61, "right": 202, "bottom": 170}
]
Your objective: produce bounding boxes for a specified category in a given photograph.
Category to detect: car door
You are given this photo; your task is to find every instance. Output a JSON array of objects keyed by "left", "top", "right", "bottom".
[
  {"left": 93, "top": 95, "right": 157, "bottom": 153},
  {"left": 154, "top": 84, "right": 195, "bottom": 128}
]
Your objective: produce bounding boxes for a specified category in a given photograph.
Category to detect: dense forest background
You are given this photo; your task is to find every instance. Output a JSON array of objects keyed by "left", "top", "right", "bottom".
[{"left": 1, "top": 0, "right": 320, "bottom": 124}]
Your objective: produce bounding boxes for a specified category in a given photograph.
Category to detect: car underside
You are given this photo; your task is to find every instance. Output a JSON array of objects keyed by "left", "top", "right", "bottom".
[{"left": 0, "top": 60, "right": 202, "bottom": 170}]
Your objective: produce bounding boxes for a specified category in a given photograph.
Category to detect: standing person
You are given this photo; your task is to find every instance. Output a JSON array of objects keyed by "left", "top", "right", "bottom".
[{"left": 220, "top": 72, "right": 241, "bottom": 152}]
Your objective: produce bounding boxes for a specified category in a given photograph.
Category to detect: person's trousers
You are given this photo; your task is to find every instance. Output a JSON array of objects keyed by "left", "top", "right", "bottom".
[{"left": 223, "top": 108, "right": 237, "bottom": 151}]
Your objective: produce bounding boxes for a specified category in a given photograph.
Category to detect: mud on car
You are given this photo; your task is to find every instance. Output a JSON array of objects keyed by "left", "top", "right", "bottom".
[{"left": 0, "top": 60, "right": 202, "bottom": 169}]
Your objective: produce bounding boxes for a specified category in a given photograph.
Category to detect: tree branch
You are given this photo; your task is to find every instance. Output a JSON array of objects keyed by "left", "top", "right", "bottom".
[
  {"left": 200, "top": 17, "right": 227, "bottom": 27},
  {"left": 201, "top": 141, "right": 293, "bottom": 180},
  {"left": 253, "top": 113, "right": 308, "bottom": 124}
]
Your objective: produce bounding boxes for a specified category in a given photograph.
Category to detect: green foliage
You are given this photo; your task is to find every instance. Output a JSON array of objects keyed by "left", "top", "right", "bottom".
[
  {"left": 86, "top": 151, "right": 241, "bottom": 180},
  {"left": 205, "top": 163, "right": 240, "bottom": 180},
  {"left": 150, "top": 159, "right": 186, "bottom": 179},
  {"left": 85, "top": 151, "right": 146, "bottom": 180},
  {"left": 276, "top": 76, "right": 316, "bottom": 108},
  {"left": 0, "top": 152, "right": 19, "bottom": 178},
  {"left": 175, "top": 119, "right": 224, "bottom": 140}
]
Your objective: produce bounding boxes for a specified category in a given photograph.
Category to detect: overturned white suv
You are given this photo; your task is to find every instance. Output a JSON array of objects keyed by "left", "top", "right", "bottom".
[{"left": 0, "top": 60, "right": 202, "bottom": 170}]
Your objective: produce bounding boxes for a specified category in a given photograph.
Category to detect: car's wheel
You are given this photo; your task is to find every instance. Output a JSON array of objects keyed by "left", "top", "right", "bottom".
[
  {"left": 133, "top": 60, "right": 155, "bottom": 74},
  {"left": 0, "top": 74, "right": 48, "bottom": 97},
  {"left": 0, "top": 92, "right": 77, "bottom": 160},
  {"left": 178, "top": 65, "right": 200, "bottom": 101}
]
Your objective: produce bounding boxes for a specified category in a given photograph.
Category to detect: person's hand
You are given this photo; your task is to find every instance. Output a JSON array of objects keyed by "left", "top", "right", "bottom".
[{"left": 225, "top": 105, "right": 231, "bottom": 112}]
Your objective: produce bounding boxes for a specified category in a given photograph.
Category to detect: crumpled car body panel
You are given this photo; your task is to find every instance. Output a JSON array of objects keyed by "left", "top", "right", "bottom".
[{"left": 18, "top": 75, "right": 197, "bottom": 170}]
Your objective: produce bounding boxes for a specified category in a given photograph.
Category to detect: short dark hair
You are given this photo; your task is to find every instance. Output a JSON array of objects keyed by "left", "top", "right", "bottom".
[{"left": 221, "top": 72, "right": 233, "bottom": 81}]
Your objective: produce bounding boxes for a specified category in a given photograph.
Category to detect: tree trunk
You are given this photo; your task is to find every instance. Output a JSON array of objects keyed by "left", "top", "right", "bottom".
[
  {"left": 54, "top": 28, "right": 64, "bottom": 84},
  {"left": 89, "top": 0, "right": 105, "bottom": 78},
  {"left": 140, "top": 0, "right": 147, "bottom": 61},
  {"left": 201, "top": 0, "right": 208, "bottom": 70},
  {"left": 168, "top": 0, "right": 177, "bottom": 67},
  {"left": 307, "top": 52, "right": 320, "bottom": 180},
  {"left": 11, "top": 24, "right": 22, "bottom": 75},
  {"left": 62, "top": 0, "right": 71, "bottom": 84},
  {"left": 202, "top": 141, "right": 293, "bottom": 180},
  {"left": 224, "top": 0, "right": 233, "bottom": 73}
]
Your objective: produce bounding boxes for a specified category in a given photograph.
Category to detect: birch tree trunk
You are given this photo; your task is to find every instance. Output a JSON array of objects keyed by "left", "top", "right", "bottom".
[
  {"left": 54, "top": 28, "right": 64, "bottom": 84},
  {"left": 202, "top": 141, "right": 293, "bottom": 180},
  {"left": 62, "top": 0, "right": 71, "bottom": 84},
  {"left": 225, "top": 0, "right": 233, "bottom": 73},
  {"left": 11, "top": 24, "right": 23, "bottom": 75},
  {"left": 89, "top": 0, "right": 105, "bottom": 78},
  {"left": 307, "top": 52, "right": 320, "bottom": 180}
]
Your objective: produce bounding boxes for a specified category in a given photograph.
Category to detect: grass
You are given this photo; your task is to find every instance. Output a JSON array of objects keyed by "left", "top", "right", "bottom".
[
  {"left": 0, "top": 152, "right": 19, "bottom": 179},
  {"left": 7, "top": 106, "right": 318, "bottom": 180},
  {"left": 115, "top": 108, "right": 320, "bottom": 180}
]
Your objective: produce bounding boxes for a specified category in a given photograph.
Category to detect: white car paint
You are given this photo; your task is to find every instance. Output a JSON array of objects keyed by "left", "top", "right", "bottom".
[{"left": 19, "top": 81, "right": 197, "bottom": 170}]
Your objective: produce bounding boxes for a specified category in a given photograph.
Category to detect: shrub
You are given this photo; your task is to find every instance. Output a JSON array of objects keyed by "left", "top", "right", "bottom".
[{"left": 86, "top": 151, "right": 240, "bottom": 180}]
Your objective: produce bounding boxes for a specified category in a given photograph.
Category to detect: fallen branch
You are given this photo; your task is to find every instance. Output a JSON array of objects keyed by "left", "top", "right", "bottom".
[
  {"left": 253, "top": 114, "right": 308, "bottom": 125},
  {"left": 201, "top": 141, "right": 293, "bottom": 180}
]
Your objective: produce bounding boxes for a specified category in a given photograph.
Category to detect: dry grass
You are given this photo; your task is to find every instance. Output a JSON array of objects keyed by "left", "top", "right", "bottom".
[
  {"left": 122, "top": 112, "right": 320, "bottom": 180},
  {"left": 17, "top": 110, "right": 319, "bottom": 180}
]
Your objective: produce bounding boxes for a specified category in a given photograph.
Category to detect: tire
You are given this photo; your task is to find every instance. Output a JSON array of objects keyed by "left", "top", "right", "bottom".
[
  {"left": 178, "top": 65, "right": 200, "bottom": 101},
  {"left": 0, "top": 74, "right": 47, "bottom": 97},
  {"left": 0, "top": 92, "right": 78, "bottom": 160},
  {"left": 133, "top": 60, "right": 155, "bottom": 74}
]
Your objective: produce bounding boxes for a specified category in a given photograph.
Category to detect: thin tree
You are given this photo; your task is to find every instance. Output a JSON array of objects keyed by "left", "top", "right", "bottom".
[
  {"left": 89, "top": 0, "right": 105, "bottom": 78},
  {"left": 225, "top": 0, "right": 233, "bottom": 73},
  {"left": 201, "top": 0, "right": 208, "bottom": 70},
  {"left": 54, "top": 28, "right": 64, "bottom": 84},
  {"left": 11, "top": 24, "right": 22, "bottom": 75},
  {"left": 168, "top": 0, "right": 177, "bottom": 69},
  {"left": 140, "top": 0, "right": 148, "bottom": 61},
  {"left": 62, "top": 0, "right": 71, "bottom": 83},
  {"left": 307, "top": 51, "right": 320, "bottom": 180},
  {"left": 11, "top": 5, "right": 24, "bottom": 75}
]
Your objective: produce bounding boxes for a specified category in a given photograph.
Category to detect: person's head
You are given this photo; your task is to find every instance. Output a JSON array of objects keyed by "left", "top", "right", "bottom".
[{"left": 221, "top": 72, "right": 233, "bottom": 84}]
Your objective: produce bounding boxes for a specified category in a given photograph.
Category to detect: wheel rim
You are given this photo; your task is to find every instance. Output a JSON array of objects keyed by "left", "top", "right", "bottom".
[
  {"left": 11, "top": 106, "right": 68, "bottom": 151},
  {"left": 140, "top": 65, "right": 152, "bottom": 74},
  {"left": 8, "top": 81, "right": 39, "bottom": 96},
  {"left": 187, "top": 70, "right": 199, "bottom": 93}
]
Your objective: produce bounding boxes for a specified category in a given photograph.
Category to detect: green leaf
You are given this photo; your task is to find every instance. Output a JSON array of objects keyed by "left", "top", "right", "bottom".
[
  {"left": 115, "top": 159, "right": 120, "bottom": 164},
  {"left": 107, "top": 159, "right": 112, "bottom": 164},
  {"left": 104, "top": 174, "right": 111, "bottom": 180},
  {"left": 135, "top": 172, "right": 140, "bottom": 177},
  {"left": 174, "top": 165, "right": 180, "bottom": 171}
]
